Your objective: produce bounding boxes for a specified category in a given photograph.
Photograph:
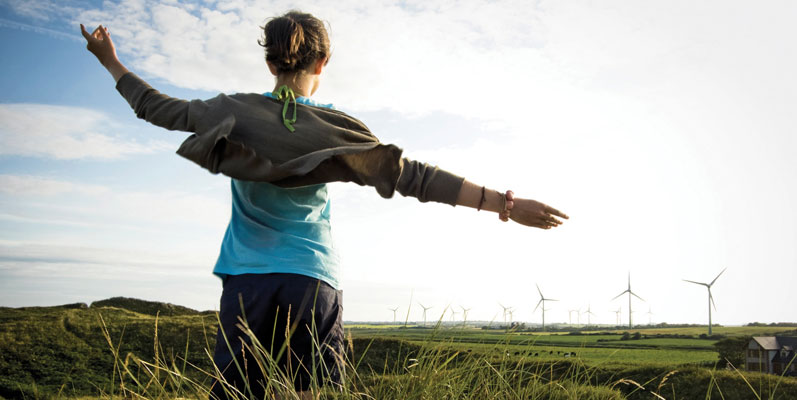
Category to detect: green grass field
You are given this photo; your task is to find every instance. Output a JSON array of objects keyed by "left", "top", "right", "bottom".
[
  {"left": 348, "top": 328, "right": 718, "bottom": 366},
  {"left": 1, "top": 299, "right": 795, "bottom": 399}
]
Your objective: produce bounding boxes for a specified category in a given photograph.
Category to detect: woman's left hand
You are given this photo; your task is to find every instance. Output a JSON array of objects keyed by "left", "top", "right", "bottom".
[{"left": 508, "top": 197, "right": 568, "bottom": 229}]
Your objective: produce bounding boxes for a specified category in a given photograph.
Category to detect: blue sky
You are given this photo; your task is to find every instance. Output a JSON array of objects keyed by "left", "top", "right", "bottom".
[{"left": 1, "top": 0, "right": 795, "bottom": 326}]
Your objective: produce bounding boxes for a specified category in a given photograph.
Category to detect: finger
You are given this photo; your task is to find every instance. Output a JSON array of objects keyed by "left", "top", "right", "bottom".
[
  {"left": 546, "top": 216, "right": 563, "bottom": 226},
  {"left": 100, "top": 25, "right": 110, "bottom": 40},
  {"left": 545, "top": 205, "right": 569, "bottom": 219},
  {"left": 80, "top": 24, "right": 93, "bottom": 41}
]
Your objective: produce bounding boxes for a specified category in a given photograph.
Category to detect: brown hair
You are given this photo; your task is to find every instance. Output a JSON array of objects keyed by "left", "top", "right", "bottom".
[{"left": 259, "top": 11, "right": 330, "bottom": 74}]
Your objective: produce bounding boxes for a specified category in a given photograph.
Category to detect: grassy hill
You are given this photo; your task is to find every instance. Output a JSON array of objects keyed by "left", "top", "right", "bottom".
[
  {"left": 88, "top": 297, "right": 212, "bottom": 317},
  {"left": 0, "top": 300, "right": 218, "bottom": 399}
]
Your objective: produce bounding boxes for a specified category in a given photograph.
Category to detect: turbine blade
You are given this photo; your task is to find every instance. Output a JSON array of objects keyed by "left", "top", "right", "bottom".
[
  {"left": 611, "top": 290, "right": 628, "bottom": 301},
  {"left": 710, "top": 291, "right": 717, "bottom": 311},
  {"left": 536, "top": 284, "right": 543, "bottom": 298},
  {"left": 534, "top": 299, "right": 543, "bottom": 313},
  {"left": 631, "top": 291, "right": 645, "bottom": 301},
  {"left": 710, "top": 268, "right": 727, "bottom": 286},
  {"left": 547, "top": 298, "right": 559, "bottom": 302},
  {"left": 683, "top": 279, "right": 708, "bottom": 287}
]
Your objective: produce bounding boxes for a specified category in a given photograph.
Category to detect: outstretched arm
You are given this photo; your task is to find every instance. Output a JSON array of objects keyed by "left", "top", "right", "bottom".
[
  {"left": 80, "top": 24, "right": 128, "bottom": 82},
  {"left": 455, "top": 180, "right": 568, "bottom": 229},
  {"left": 395, "top": 159, "right": 568, "bottom": 230},
  {"left": 80, "top": 24, "right": 210, "bottom": 133}
]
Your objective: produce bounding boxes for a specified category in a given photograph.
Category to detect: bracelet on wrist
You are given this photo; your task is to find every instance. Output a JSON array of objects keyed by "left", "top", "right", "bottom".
[
  {"left": 499, "top": 190, "right": 514, "bottom": 222},
  {"left": 476, "top": 186, "right": 486, "bottom": 211}
]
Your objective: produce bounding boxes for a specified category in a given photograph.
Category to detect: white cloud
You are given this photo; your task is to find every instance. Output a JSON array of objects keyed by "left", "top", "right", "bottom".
[
  {"left": 12, "top": 1, "right": 795, "bottom": 134},
  {"left": 0, "top": 174, "right": 109, "bottom": 196},
  {"left": 0, "top": 0, "right": 70, "bottom": 21},
  {"left": 0, "top": 174, "right": 230, "bottom": 230},
  {"left": 0, "top": 240, "right": 223, "bottom": 310},
  {"left": 0, "top": 0, "right": 789, "bottom": 119},
  {"left": 0, "top": 17, "right": 80, "bottom": 41},
  {"left": 0, "top": 240, "right": 204, "bottom": 277},
  {"left": 0, "top": 104, "right": 171, "bottom": 160}
]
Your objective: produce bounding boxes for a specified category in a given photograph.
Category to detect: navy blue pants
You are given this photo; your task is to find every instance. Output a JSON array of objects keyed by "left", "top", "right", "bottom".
[{"left": 210, "top": 273, "right": 344, "bottom": 398}]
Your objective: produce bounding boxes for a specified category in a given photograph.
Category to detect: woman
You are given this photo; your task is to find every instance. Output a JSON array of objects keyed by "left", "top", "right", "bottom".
[{"left": 81, "top": 10, "right": 567, "bottom": 399}]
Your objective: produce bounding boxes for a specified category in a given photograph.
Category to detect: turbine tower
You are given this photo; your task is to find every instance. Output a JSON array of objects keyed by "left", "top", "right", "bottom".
[
  {"left": 419, "top": 303, "right": 432, "bottom": 326},
  {"left": 684, "top": 268, "right": 726, "bottom": 335},
  {"left": 613, "top": 307, "right": 621, "bottom": 325},
  {"left": 583, "top": 304, "right": 595, "bottom": 326},
  {"left": 568, "top": 309, "right": 580, "bottom": 325},
  {"left": 612, "top": 272, "right": 644, "bottom": 328},
  {"left": 388, "top": 307, "right": 398, "bottom": 323},
  {"left": 534, "top": 284, "right": 558, "bottom": 331}
]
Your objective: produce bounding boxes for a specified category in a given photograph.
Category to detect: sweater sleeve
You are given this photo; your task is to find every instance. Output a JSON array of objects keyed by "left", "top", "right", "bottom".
[
  {"left": 115, "top": 72, "right": 213, "bottom": 133},
  {"left": 395, "top": 158, "right": 465, "bottom": 206}
]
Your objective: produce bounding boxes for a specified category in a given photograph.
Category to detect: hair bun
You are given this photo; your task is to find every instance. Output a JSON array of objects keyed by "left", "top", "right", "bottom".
[{"left": 260, "top": 11, "right": 330, "bottom": 74}]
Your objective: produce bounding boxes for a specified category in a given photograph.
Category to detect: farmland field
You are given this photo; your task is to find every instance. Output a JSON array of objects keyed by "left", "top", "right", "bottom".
[
  {"left": 349, "top": 328, "right": 719, "bottom": 365},
  {"left": 1, "top": 299, "right": 796, "bottom": 399}
]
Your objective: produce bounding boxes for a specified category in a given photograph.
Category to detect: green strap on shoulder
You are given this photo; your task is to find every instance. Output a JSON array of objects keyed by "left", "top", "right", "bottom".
[{"left": 274, "top": 85, "right": 297, "bottom": 132}]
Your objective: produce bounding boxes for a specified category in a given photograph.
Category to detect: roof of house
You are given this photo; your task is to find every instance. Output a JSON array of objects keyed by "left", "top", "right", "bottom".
[
  {"left": 752, "top": 336, "right": 797, "bottom": 350},
  {"left": 772, "top": 349, "right": 796, "bottom": 364}
]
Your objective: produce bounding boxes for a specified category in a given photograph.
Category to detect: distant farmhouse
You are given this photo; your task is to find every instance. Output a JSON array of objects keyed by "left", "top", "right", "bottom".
[{"left": 746, "top": 336, "right": 797, "bottom": 376}]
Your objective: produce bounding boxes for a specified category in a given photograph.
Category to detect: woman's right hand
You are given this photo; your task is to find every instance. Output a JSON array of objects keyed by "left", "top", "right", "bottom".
[
  {"left": 508, "top": 197, "right": 568, "bottom": 229},
  {"left": 80, "top": 24, "right": 129, "bottom": 82},
  {"left": 80, "top": 24, "right": 117, "bottom": 65}
]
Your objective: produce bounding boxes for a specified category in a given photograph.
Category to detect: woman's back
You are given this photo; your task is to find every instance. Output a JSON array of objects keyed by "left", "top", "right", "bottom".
[{"left": 213, "top": 93, "right": 341, "bottom": 288}]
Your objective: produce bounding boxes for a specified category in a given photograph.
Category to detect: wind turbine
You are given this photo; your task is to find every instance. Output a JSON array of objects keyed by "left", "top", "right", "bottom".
[
  {"left": 388, "top": 307, "right": 398, "bottom": 323},
  {"left": 613, "top": 307, "right": 621, "bottom": 325},
  {"left": 460, "top": 306, "right": 471, "bottom": 325},
  {"left": 612, "top": 272, "right": 644, "bottom": 328},
  {"left": 684, "top": 268, "right": 726, "bottom": 335},
  {"left": 498, "top": 303, "right": 511, "bottom": 327},
  {"left": 582, "top": 304, "right": 595, "bottom": 326},
  {"left": 646, "top": 306, "right": 654, "bottom": 325},
  {"left": 419, "top": 303, "right": 432, "bottom": 326},
  {"left": 507, "top": 308, "right": 515, "bottom": 325},
  {"left": 450, "top": 309, "right": 459, "bottom": 322},
  {"left": 534, "top": 284, "right": 558, "bottom": 331}
]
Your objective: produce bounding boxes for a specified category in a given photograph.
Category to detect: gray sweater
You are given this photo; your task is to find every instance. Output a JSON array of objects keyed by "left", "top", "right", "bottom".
[{"left": 116, "top": 72, "right": 465, "bottom": 205}]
